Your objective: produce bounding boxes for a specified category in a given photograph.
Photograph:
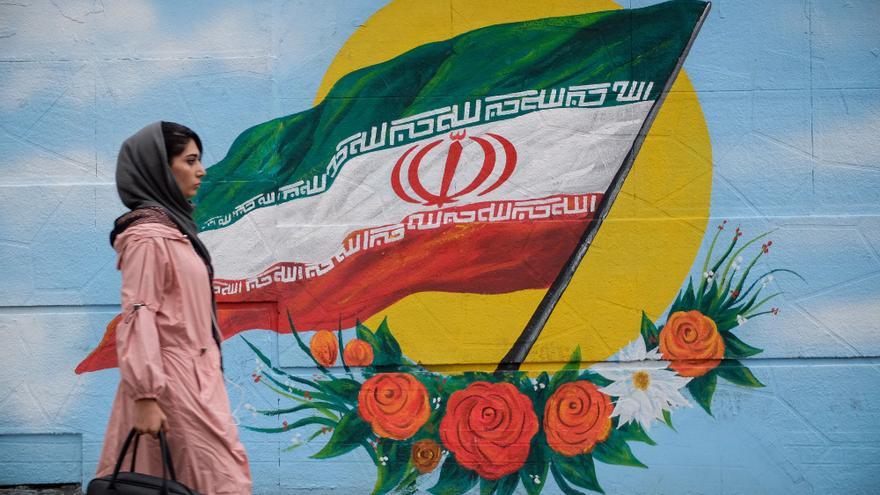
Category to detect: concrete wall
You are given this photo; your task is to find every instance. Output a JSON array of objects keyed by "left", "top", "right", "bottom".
[{"left": 1, "top": 1, "right": 878, "bottom": 493}]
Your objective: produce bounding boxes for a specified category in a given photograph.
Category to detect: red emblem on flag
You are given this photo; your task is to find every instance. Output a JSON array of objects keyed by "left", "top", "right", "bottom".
[{"left": 391, "top": 131, "right": 517, "bottom": 207}]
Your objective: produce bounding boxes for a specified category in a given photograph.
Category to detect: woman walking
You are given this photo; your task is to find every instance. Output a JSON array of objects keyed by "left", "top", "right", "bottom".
[{"left": 95, "top": 122, "right": 252, "bottom": 494}]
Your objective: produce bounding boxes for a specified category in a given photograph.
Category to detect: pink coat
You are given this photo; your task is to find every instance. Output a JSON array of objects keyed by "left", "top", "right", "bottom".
[{"left": 95, "top": 223, "right": 252, "bottom": 494}]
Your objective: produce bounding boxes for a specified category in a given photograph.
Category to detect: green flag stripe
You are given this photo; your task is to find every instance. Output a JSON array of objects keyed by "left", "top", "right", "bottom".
[{"left": 195, "top": 0, "right": 708, "bottom": 231}]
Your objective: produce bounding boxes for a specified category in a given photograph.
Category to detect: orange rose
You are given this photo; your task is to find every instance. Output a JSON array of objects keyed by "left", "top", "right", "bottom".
[
  {"left": 309, "top": 330, "right": 338, "bottom": 367},
  {"left": 660, "top": 310, "right": 725, "bottom": 377},
  {"left": 544, "top": 381, "right": 612, "bottom": 456},
  {"left": 439, "top": 382, "right": 538, "bottom": 480},
  {"left": 358, "top": 373, "right": 430, "bottom": 440},
  {"left": 343, "top": 338, "right": 374, "bottom": 367},
  {"left": 411, "top": 439, "right": 442, "bottom": 473}
]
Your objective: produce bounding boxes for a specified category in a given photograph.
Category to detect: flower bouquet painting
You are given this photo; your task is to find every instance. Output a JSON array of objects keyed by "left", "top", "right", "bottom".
[{"left": 240, "top": 224, "right": 799, "bottom": 494}]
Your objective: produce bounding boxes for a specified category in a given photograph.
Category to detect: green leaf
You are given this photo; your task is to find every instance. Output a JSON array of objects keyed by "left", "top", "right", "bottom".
[
  {"left": 549, "top": 462, "right": 588, "bottom": 495},
  {"left": 616, "top": 421, "right": 656, "bottom": 446},
  {"left": 374, "top": 317, "right": 403, "bottom": 365},
  {"left": 681, "top": 278, "right": 696, "bottom": 310},
  {"left": 356, "top": 320, "right": 381, "bottom": 350},
  {"left": 243, "top": 415, "right": 336, "bottom": 434},
  {"left": 259, "top": 369, "right": 336, "bottom": 404},
  {"left": 311, "top": 410, "right": 371, "bottom": 459},
  {"left": 709, "top": 230, "right": 739, "bottom": 275},
  {"left": 700, "top": 223, "right": 725, "bottom": 288},
  {"left": 552, "top": 454, "right": 603, "bottom": 494},
  {"left": 578, "top": 369, "right": 612, "bottom": 388},
  {"left": 662, "top": 410, "right": 675, "bottom": 431},
  {"left": 240, "top": 336, "right": 322, "bottom": 390},
  {"left": 721, "top": 268, "right": 802, "bottom": 313},
  {"left": 395, "top": 468, "right": 421, "bottom": 495},
  {"left": 744, "top": 292, "right": 782, "bottom": 315},
  {"left": 428, "top": 455, "right": 478, "bottom": 495},
  {"left": 361, "top": 439, "right": 380, "bottom": 465},
  {"left": 714, "top": 312, "right": 740, "bottom": 333},
  {"left": 338, "top": 326, "right": 351, "bottom": 374},
  {"left": 723, "top": 333, "right": 763, "bottom": 359},
  {"left": 536, "top": 371, "right": 550, "bottom": 386},
  {"left": 700, "top": 279, "right": 720, "bottom": 314},
  {"left": 687, "top": 372, "right": 717, "bottom": 416},
  {"left": 480, "top": 473, "right": 519, "bottom": 495},
  {"left": 669, "top": 288, "right": 685, "bottom": 314},
  {"left": 592, "top": 429, "right": 647, "bottom": 468},
  {"left": 716, "top": 360, "right": 765, "bottom": 388},
  {"left": 372, "top": 439, "right": 412, "bottom": 495},
  {"left": 240, "top": 335, "right": 274, "bottom": 368},
  {"left": 496, "top": 473, "right": 520, "bottom": 495},
  {"left": 357, "top": 319, "right": 405, "bottom": 368},
  {"left": 463, "top": 371, "right": 496, "bottom": 383},
  {"left": 314, "top": 377, "right": 362, "bottom": 403},
  {"left": 639, "top": 312, "right": 660, "bottom": 349},
  {"left": 728, "top": 250, "right": 765, "bottom": 307},
  {"left": 519, "top": 433, "right": 549, "bottom": 495},
  {"left": 286, "top": 310, "right": 331, "bottom": 373},
  {"left": 549, "top": 346, "right": 581, "bottom": 391},
  {"left": 705, "top": 279, "right": 729, "bottom": 317},
  {"left": 261, "top": 371, "right": 334, "bottom": 402},
  {"left": 738, "top": 291, "right": 765, "bottom": 315},
  {"left": 254, "top": 401, "right": 347, "bottom": 416},
  {"left": 479, "top": 478, "right": 497, "bottom": 495}
]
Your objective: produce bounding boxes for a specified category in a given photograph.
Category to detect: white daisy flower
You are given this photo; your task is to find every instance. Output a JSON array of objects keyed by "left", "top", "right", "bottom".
[
  {"left": 594, "top": 338, "right": 691, "bottom": 431},
  {"left": 736, "top": 314, "right": 748, "bottom": 325},
  {"left": 703, "top": 270, "right": 715, "bottom": 282}
]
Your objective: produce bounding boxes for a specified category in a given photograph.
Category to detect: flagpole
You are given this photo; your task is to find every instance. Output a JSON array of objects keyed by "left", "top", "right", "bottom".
[{"left": 496, "top": 2, "right": 712, "bottom": 373}]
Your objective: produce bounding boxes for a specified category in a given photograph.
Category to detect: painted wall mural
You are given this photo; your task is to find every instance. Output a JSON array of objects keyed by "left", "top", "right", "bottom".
[
  {"left": 67, "top": 0, "right": 809, "bottom": 491},
  {"left": 1, "top": 0, "right": 878, "bottom": 493}
]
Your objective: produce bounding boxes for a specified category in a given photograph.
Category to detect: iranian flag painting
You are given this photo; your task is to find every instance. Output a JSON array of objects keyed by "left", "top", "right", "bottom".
[{"left": 77, "top": 0, "right": 710, "bottom": 373}]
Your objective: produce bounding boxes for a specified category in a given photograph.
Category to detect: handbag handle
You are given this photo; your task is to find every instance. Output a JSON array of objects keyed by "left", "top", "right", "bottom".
[
  {"left": 128, "top": 430, "right": 179, "bottom": 482},
  {"left": 110, "top": 428, "right": 195, "bottom": 495}
]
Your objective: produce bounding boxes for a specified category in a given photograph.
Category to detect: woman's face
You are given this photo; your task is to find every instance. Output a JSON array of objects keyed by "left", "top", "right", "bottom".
[{"left": 169, "top": 139, "right": 205, "bottom": 199}]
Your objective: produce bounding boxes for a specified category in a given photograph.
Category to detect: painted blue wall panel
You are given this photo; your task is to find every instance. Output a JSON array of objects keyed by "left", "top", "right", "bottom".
[{"left": 0, "top": 434, "right": 82, "bottom": 484}]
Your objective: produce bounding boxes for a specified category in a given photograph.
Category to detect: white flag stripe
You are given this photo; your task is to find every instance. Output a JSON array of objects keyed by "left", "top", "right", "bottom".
[{"left": 202, "top": 101, "right": 652, "bottom": 279}]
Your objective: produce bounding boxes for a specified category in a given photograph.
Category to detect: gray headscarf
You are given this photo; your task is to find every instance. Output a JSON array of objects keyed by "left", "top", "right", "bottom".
[
  {"left": 111, "top": 121, "right": 211, "bottom": 266},
  {"left": 110, "top": 121, "right": 223, "bottom": 363}
]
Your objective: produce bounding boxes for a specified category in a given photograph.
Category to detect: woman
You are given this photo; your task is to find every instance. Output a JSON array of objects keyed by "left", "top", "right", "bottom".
[{"left": 95, "top": 122, "right": 252, "bottom": 494}]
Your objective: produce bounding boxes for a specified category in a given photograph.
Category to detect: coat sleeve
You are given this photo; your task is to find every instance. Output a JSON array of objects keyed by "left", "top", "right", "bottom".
[{"left": 116, "top": 236, "right": 169, "bottom": 401}]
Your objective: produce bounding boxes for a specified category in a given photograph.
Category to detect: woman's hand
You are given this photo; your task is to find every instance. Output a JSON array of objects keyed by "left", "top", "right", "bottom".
[{"left": 133, "top": 398, "right": 167, "bottom": 437}]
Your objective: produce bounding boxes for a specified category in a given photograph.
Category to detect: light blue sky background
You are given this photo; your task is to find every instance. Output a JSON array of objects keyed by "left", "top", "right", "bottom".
[{"left": 0, "top": 0, "right": 878, "bottom": 493}]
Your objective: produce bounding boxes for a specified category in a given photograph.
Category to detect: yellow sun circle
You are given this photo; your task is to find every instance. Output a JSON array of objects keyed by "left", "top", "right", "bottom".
[{"left": 316, "top": 0, "right": 712, "bottom": 371}]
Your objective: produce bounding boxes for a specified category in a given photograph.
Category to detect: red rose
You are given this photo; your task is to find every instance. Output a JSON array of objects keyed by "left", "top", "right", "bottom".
[
  {"left": 439, "top": 382, "right": 538, "bottom": 480},
  {"left": 358, "top": 373, "right": 430, "bottom": 440},
  {"left": 544, "top": 381, "right": 612, "bottom": 456},
  {"left": 660, "top": 310, "right": 725, "bottom": 377}
]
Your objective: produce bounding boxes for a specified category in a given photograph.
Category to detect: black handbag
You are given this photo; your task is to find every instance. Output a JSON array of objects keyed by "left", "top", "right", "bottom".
[{"left": 87, "top": 428, "right": 201, "bottom": 495}]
